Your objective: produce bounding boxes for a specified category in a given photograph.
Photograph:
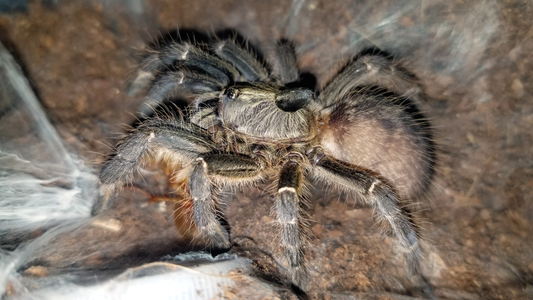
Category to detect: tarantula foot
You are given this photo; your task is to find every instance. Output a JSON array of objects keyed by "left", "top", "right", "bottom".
[
  {"left": 202, "top": 225, "right": 231, "bottom": 249},
  {"left": 289, "top": 266, "right": 309, "bottom": 292},
  {"left": 403, "top": 246, "right": 422, "bottom": 276}
]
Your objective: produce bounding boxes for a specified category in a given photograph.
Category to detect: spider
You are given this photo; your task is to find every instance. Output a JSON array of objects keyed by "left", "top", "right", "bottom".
[{"left": 93, "top": 37, "right": 434, "bottom": 289}]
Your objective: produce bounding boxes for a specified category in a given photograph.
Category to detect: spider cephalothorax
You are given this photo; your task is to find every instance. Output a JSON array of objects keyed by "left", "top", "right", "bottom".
[{"left": 94, "top": 38, "right": 434, "bottom": 289}]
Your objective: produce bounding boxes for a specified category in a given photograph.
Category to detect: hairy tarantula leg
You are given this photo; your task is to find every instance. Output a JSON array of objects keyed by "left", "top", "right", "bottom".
[
  {"left": 190, "top": 154, "right": 263, "bottom": 248},
  {"left": 271, "top": 40, "right": 300, "bottom": 84},
  {"left": 129, "top": 42, "right": 240, "bottom": 96},
  {"left": 189, "top": 158, "right": 231, "bottom": 248},
  {"left": 93, "top": 119, "right": 216, "bottom": 215},
  {"left": 275, "top": 160, "right": 308, "bottom": 289},
  {"left": 140, "top": 71, "right": 225, "bottom": 115},
  {"left": 321, "top": 53, "right": 424, "bottom": 107},
  {"left": 148, "top": 71, "right": 225, "bottom": 99},
  {"left": 311, "top": 154, "right": 422, "bottom": 275},
  {"left": 213, "top": 40, "right": 269, "bottom": 82}
]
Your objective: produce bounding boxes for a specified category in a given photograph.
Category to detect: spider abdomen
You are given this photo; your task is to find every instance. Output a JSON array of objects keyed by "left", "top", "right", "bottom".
[{"left": 319, "top": 90, "right": 433, "bottom": 199}]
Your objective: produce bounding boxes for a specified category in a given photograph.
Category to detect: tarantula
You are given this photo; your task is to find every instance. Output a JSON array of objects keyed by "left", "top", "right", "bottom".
[{"left": 94, "top": 37, "right": 434, "bottom": 289}]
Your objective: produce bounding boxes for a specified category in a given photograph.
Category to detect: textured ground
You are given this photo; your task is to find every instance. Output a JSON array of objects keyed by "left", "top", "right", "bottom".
[{"left": 0, "top": 0, "right": 532, "bottom": 299}]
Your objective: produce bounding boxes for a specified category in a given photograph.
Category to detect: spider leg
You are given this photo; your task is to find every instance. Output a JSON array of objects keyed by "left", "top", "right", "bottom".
[
  {"left": 271, "top": 40, "right": 299, "bottom": 84},
  {"left": 310, "top": 153, "right": 422, "bottom": 275},
  {"left": 321, "top": 52, "right": 425, "bottom": 107},
  {"left": 132, "top": 40, "right": 271, "bottom": 115},
  {"left": 129, "top": 42, "right": 240, "bottom": 96},
  {"left": 275, "top": 160, "right": 308, "bottom": 289},
  {"left": 213, "top": 40, "right": 269, "bottom": 82},
  {"left": 93, "top": 117, "right": 216, "bottom": 215},
  {"left": 130, "top": 42, "right": 243, "bottom": 115},
  {"left": 190, "top": 154, "right": 263, "bottom": 248},
  {"left": 141, "top": 64, "right": 230, "bottom": 116},
  {"left": 146, "top": 71, "right": 224, "bottom": 103}
]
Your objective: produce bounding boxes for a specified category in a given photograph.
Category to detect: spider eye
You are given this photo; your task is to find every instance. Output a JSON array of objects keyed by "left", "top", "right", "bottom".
[{"left": 225, "top": 88, "right": 239, "bottom": 100}]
